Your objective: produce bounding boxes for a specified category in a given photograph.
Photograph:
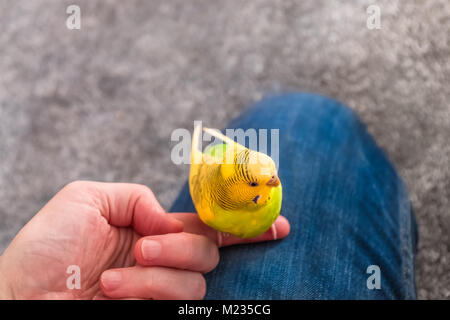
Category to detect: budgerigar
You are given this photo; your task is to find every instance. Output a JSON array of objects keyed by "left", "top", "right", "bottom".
[{"left": 189, "top": 125, "right": 282, "bottom": 240}]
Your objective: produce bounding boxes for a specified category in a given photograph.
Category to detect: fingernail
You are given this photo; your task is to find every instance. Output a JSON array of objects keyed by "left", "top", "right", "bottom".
[
  {"left": 101, "top": 271, "right": 122, "bottom": 291},
  {"left": 141, "top": 239, "right": 162, "bottom": 261}
]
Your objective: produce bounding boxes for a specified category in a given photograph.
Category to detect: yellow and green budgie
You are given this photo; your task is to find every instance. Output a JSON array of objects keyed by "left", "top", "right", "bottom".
[{"left": 189, "top": 125, "right": 282, "bottom": 239}]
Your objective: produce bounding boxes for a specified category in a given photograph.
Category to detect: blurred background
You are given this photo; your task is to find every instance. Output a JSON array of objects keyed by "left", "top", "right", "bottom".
[{"left": 0, "top": 0, "right": 449, "bottom": 299}]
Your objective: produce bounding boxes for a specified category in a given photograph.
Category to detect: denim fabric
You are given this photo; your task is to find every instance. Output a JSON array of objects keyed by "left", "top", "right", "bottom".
[{"left": 170, "top": 93, "right": 418, "bottom": 299}]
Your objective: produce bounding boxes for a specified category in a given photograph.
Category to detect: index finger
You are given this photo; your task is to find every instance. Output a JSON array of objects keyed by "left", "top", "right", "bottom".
[{"left": 169, "top": 213, "right": 290, "bottom": 247}]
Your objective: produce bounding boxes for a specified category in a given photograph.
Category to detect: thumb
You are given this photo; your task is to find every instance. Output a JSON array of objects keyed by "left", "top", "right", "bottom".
[{"left": 60, "top": 181, "right": 184, "bottom": 236}]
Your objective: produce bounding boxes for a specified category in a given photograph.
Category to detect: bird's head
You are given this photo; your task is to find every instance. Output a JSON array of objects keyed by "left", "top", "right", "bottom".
[{"left": 219, "top": 148, "right": 280, "bottom": 209}]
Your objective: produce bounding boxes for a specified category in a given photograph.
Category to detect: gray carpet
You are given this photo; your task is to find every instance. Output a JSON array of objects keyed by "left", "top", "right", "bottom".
[{"left": 0, "top": 0, "right": 449, "bottom": 299}]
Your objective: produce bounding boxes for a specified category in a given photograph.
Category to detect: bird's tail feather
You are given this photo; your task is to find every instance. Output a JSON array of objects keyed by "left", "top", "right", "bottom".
[
  {"left": 203, "top": 128, "right": 245, "bottom": 152},
  {"left": 191, "top": 123, "right": 203, "bottom": 165}
]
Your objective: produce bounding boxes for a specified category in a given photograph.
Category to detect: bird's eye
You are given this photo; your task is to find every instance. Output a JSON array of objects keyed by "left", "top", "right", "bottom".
[{"left": 249, "top": 182, "right": 258, "bottom": 187}]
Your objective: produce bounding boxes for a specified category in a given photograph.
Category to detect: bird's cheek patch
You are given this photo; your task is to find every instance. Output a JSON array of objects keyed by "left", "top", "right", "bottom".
[{"left": 253, "top": 195, "right": 261, "bottom": 204}]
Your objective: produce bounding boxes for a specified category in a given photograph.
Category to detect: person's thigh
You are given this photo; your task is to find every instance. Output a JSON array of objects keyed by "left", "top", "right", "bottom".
[{"left": 170, "top": 93, "right": 418, "bottom": 299}]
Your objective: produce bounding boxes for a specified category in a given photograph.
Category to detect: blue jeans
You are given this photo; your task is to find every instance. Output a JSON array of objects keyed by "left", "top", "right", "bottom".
[{"left": 170, "top": 93, "right": 418, "bottom": 299}]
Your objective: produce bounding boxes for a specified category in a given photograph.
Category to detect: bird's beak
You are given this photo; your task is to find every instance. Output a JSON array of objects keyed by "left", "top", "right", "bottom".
[{"left": 266, "top": 174, "right": 280, "bottom": 187}]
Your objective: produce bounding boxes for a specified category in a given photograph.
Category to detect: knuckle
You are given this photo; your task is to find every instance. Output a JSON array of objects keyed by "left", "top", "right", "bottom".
[
  {"left": 135, "top": 185, "right": 160, "bottom": 210},
  {"left": 136, "top": 184, "right": 154, "bottom": 198},
  {"left": 64, "top": 180, "right": 88, "bottom": 191}
]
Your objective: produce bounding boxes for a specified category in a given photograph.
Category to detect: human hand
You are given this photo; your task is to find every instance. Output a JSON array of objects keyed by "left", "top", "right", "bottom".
[{"left": 0, "top": 181, "right": 290, "bottom": 299}]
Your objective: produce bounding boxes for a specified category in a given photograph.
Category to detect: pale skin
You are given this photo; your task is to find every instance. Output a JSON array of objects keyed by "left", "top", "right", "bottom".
[{"left": 0, "top": 181, "right": 290, "bottom": 299}]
